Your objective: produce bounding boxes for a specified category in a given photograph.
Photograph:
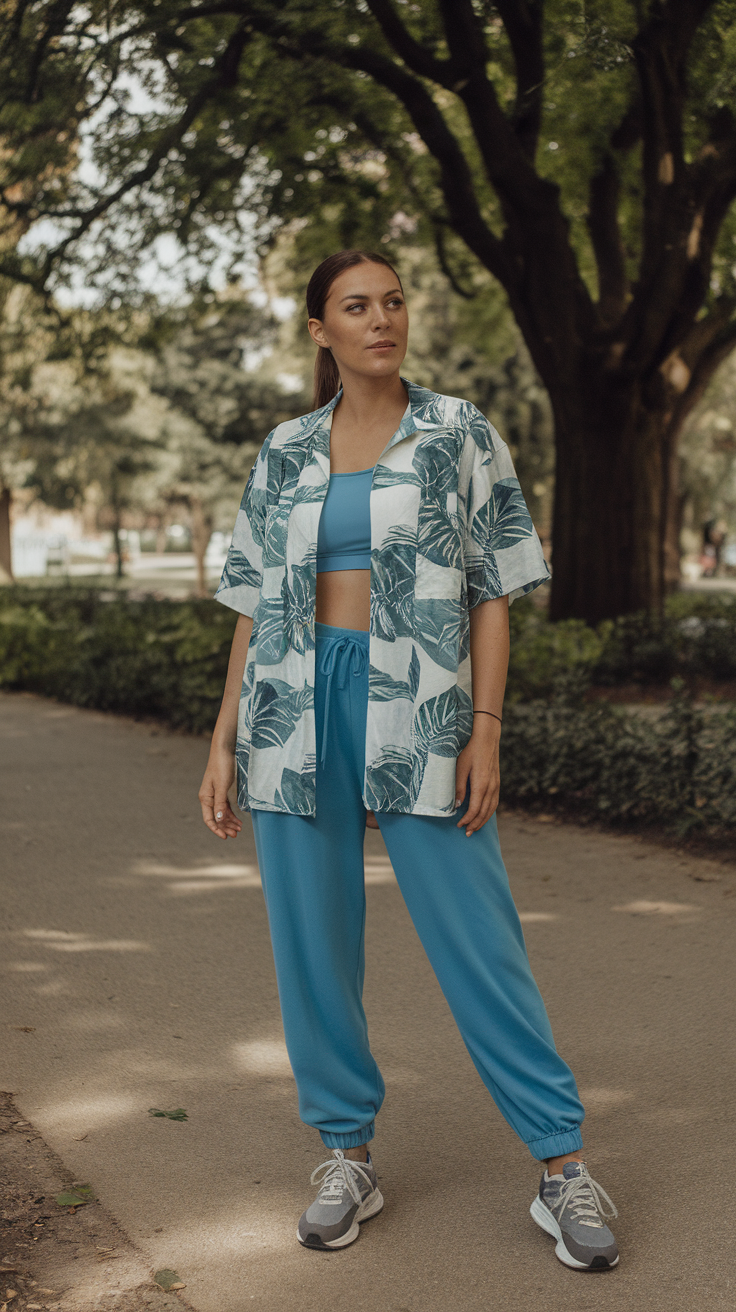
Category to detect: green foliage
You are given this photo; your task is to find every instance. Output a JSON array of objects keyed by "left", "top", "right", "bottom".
[
  {"left": 501, "top": 678, "right": 736, "bottom": 839},
  {"left": 506, "top": 593, "right": 736, "bottom": 700},
  {"left": 0, "top": 587, "right": 237, "bottom": 734}
]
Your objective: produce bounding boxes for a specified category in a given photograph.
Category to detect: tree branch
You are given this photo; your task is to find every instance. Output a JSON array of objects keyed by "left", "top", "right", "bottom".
[
  {"left": 242, "top": 11, "right": 513, "bottom": 291},
  {"left": 363, "top": 0, "right": 457, "bottom": 88},
  {"left": 587, "top": 153, "right": 628, "bottom": 327},
  {"left": 27, "top": 19, "right": 253, "bottom": 287},
  {"left": 493, "top": 0, "right": 544, "bottom": 160},
  {"left": 432, "top": 222, "right": 477, "bottom": 299},
  {"left": 667, "top": 304, "right": 736, "bottom": 433},
  {"left": 633, "top": 0, "right": 718, "bottom": 287}
]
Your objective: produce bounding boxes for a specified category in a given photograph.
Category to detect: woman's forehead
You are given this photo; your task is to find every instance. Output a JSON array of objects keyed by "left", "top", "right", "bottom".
[{"left": 327, "top": 263, "right": 402, "bottom": 301}]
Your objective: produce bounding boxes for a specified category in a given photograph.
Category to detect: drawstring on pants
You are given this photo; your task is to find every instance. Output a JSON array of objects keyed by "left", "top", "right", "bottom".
[{"left": 318, "top": 635, "right": 367, "bottom": 767}]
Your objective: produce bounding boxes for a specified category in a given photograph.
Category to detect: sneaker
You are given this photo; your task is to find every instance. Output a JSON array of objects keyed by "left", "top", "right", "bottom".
[
  {"left": 530, "top": 1160, "right": 619, "bottom": 1269},
  {"left": 297, "top": 1149, "right": 384, "bottom": 1250}
]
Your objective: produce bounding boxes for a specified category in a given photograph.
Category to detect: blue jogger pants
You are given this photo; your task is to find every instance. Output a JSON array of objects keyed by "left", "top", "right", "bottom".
[{"left": 251, "top": 621, "right": 585, "bottom": 1161}]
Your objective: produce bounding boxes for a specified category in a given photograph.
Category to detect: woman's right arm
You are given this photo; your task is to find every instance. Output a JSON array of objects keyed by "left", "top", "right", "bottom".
[{"left": 198, "top": 613, "right": 253, "bottom": 839}]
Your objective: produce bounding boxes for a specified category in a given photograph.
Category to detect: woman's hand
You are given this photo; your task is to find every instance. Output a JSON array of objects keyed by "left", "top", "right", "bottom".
[
  {"left": 199, "top": 745, "right": 242, "bottom": 840},
  {"left": 454, "top": 716, "right": 501, "bottom": 836},
  {"left": 198, "top": 613, "right": 252, "bottom": 839}
]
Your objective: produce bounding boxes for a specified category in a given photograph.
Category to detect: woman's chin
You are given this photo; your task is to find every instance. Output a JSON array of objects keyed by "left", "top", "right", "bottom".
[{"left": 352, "top": 353, "right": 405, "bottom": 379}]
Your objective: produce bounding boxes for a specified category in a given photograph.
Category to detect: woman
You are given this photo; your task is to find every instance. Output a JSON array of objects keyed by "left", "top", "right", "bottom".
[{"left": 198, "top": 250, "right": 619, "bottom": 1270}]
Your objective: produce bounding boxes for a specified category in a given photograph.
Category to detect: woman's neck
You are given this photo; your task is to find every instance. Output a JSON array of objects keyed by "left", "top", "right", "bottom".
[{"left": 334, "top": 369, "right": 408, "bottom": 432}]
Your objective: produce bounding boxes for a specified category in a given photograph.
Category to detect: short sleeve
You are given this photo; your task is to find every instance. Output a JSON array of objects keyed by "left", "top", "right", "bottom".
[
  {"left": 462, "top": 410, "right": 550, "bottom": 607},
  {"left": 214, "top": 430, "right": 274, "bottom": 618}
]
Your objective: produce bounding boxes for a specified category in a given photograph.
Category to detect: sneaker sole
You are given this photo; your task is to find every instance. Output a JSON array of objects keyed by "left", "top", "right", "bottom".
[
  {"left": 297, "top": 1188, "right": 384, "bottom": 1250},
  {"left": 530, "top": 1196, "right": 619, "bottom": 1270}
]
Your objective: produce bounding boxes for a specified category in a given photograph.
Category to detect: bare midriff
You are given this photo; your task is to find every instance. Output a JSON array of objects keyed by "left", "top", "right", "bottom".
[{"left": 315, "top": 569, "right": 370, "bottom": 631}]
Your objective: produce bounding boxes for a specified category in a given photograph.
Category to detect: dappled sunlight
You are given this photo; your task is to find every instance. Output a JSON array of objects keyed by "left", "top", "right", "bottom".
[
  {"left": 518, "top": 912, "right": 559, "bottom": 923},
  {"left": 129, "top": 856, "right": 397, "bottom": 894},
  {"left": 20, "top": 929, "right": 151, "bottom": 952},
  {"left": 39, "top": 1092, "right": 143, "bottom": 1135},
  {"left": 579, "top": 1086, "right": 635, "bottom": 1112},
  {"left": 152, "top": 1205, "right": 294, "bottom": 1261},
  {"left": 5, "top": 960, "right": 49, "bottom": 972},
  {"left": 364, "top": 858, "right": 397, "bottom": 885},
  {"left": 232, "top": 1039, "right": 294, "bottom": 1079},
  {"left": 132, "top": 859, "right": 262, "bottom": 895},
  {"left": 612, "top": 899, "right": 699, "bottom": 915}
]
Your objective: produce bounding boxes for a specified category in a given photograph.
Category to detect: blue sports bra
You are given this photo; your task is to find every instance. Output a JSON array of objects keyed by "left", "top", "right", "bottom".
[{"left": 316, "top": 467, "right": 373, "bottom": 572}]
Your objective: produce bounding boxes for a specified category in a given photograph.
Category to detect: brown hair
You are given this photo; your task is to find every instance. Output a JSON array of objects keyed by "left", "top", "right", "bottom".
[{"left": 306, "top": 250, "right": 403, "bottom": 409}]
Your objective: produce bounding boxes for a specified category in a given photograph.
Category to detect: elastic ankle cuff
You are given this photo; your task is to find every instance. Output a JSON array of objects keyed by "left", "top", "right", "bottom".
[
  {"left": 319, "top": 1122, "right": 375, "bottom": 1150},
  {"left": 526, "top": 1127, "right": 584, "bottom": 1162}
]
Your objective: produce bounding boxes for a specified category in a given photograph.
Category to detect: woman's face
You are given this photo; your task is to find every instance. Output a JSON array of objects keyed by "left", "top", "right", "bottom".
[{"left": 308, "top": 261, "right": 408, "bottom": 383}]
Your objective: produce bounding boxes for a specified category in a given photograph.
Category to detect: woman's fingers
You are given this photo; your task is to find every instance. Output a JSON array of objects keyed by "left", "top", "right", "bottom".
[
  {"left": 460, "top": 776, "right": 499, "bottom": 835},
  {"left": 199, "top": 770, "right": 241, "bottom": 840},
  {"left": 215, "top": 796, "right": 242, "bottom": 838}
]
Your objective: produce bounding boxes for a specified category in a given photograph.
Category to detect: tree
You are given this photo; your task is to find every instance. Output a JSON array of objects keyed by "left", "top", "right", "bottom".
[
  {"left": 3, "top": 2, "right": 736, "bottom": 620},
  {"left": 141, "top": 293, "right": 308, "bottom": 593},
  {"left": 0, "top": 0, "right": 112, "bottom": 574},
  {"left": 4, "top": 293, "right": 307, "bottom": 592}
]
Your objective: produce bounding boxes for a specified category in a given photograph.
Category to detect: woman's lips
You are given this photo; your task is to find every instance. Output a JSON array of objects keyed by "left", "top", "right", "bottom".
[{"left": 368, "top": 341, "right": 396, "bottom": 350}]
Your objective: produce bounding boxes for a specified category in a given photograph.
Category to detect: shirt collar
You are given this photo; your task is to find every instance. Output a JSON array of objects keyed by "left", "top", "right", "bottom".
[{"left": 299, "top": 377, "right": 442, "bottom": 453}]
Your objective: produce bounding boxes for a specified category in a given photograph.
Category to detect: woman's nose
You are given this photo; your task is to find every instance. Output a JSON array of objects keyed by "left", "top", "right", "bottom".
[{"left": 370, "top": 305, "right": 390, "bottom": 329}]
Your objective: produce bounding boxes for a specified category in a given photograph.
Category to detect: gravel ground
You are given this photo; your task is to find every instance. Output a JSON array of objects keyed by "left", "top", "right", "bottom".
[{"left": 0, "top": 1092, "right": 193, "bottom": 1312}]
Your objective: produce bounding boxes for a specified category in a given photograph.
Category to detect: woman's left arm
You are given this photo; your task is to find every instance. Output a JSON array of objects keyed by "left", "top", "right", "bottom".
[{"left": 455, "top": 595, "right": 510, "bottom": 836}]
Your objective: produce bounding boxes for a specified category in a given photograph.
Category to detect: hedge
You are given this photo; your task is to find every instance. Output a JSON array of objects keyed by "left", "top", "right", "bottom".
[
  {"left": 502, "top": 674, "right": 736, "bottom": 839},
  {"left": 2, "top": 585, "right": 735, "bottom": 839},
  {"left": 0, "top": 586, "right": 236, "bottom": 735}
]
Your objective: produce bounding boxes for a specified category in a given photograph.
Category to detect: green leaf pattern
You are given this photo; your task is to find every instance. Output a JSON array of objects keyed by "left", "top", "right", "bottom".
[{"left": 216, "top": 380, "right": 549, "bottom": 816}]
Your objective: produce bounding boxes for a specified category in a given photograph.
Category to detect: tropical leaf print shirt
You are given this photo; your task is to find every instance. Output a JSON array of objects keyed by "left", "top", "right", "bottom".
[{"left": 215, "top": 379, "right": 550, "bottom": 817}]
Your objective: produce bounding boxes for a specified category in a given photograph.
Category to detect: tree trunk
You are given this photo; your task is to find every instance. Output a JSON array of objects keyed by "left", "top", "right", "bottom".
[
  {"left": 190, "top": 497, "right": 213, "bottom": 599},
  {"left": 548, "top": 378, "right": 677, "bottom": 624},
  {"left": 0, "top": 485, "right": 13, "bottom": 583},
  {"left": 110, "top": 471, "right": 125, "bottom": 580}
]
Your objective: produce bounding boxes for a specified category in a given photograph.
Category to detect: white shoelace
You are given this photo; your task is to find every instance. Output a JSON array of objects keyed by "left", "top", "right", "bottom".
[
  {"left": 310, "top": 1150, "right": 372, "bottom": 1208},
  {"left": 549, "top": 1165, "right": 618, "bottom": 1230}
]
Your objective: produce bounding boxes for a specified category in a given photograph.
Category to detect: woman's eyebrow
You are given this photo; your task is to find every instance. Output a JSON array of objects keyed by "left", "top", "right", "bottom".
[{"left": 339, "top": 287, "right": 403, "bottom": 302}]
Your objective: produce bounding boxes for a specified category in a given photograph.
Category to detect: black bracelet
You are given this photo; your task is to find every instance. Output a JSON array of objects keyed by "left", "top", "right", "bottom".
[{"left": 474, "top": 710, "right": 502, "bottom": 724}]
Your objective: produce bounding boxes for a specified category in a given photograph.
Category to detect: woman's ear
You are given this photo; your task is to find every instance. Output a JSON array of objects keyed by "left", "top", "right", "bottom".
[{"left": 308, "top": 318, "right": 329, "bottom": 349}]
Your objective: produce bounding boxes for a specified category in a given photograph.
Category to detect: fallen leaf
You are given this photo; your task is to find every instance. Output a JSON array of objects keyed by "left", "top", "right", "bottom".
[
  {"left": 72, "top": 1134, "right": 88, "bottom": 1141},
  {"left": 154, "top": 1269, "right": 181, "bottom": 1291},
  {"left": 170, "top": 1283, "right": 186, "bottom": 1291},
  {"left": 148, "top": 1108, "right": 188, "bottom": 1121},
  {"left": 55, "top": 1184, "right": 94, "bottom": 1209},
  {"left": 14, "top": 1027, "right": 35, "bottom": 1034}
]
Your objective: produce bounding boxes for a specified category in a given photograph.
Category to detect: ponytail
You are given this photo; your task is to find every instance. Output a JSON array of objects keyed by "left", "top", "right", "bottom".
[
  {"left": 313, "top": 346, "right": 342, "bottom": 410},
  {"left": 306, "top": 249, "right": 403, "bottom": 412}
]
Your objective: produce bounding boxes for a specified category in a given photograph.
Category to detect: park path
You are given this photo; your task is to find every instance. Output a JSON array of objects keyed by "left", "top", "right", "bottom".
[{"left": 2, "top": 690, "right": 735, "bottom": 1312}]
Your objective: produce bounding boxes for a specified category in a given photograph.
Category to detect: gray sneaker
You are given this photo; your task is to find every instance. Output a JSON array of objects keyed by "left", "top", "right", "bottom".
[
  {"left": 530, "top": 1161, "right": 619, "bottom": 1269},
  {"left": 297, "top": 1149, "right": 384, "bottom": 1250}
]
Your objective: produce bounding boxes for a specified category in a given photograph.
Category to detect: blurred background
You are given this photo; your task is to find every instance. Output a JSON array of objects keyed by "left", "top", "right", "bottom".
[{"left": 1, "top": 0, "right": 736, "bottom": 838}]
